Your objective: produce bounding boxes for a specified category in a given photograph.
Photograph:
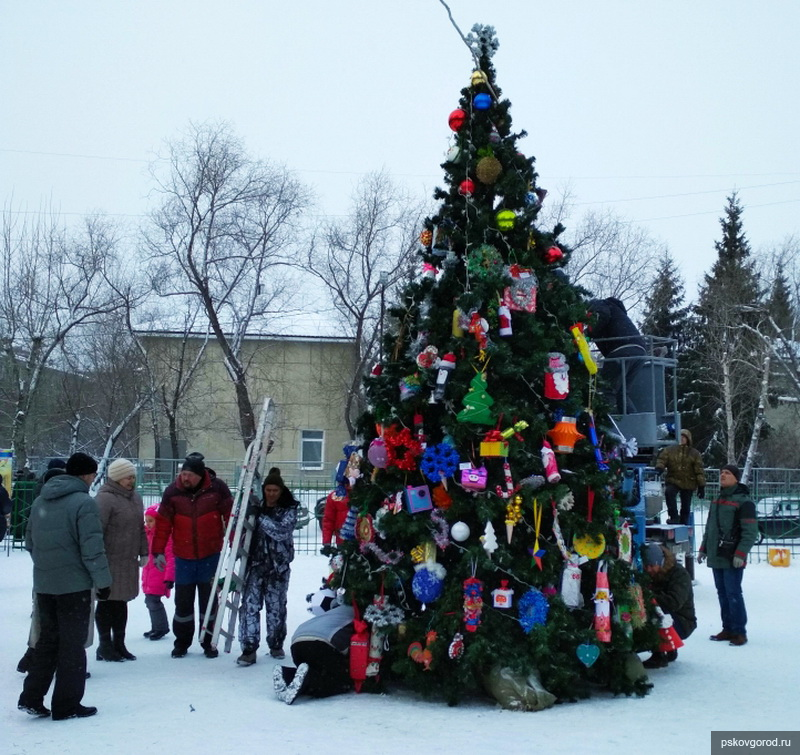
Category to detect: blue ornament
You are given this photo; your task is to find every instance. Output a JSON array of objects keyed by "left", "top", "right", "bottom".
[
  {"left": 420, "top": 443, "right": 461, "bottom": 483},
  {"left": 473, "top": 93, "right": 492, "bottom": 110},
  {"left": 412, "top": 564, "right": 446, "bottom": 604},
  {"left": 518, "top": 588, "right": 549, "bottom": 633}
]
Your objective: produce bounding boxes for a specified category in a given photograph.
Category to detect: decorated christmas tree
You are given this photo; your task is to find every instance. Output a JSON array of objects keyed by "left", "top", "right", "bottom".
[{"left": 330, "top": 25, "right": 657, "bottom": 708}]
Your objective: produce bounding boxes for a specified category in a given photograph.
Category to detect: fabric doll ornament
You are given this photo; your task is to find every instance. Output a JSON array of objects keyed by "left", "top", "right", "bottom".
[
  {"left": 593, "top": 561, "right": 612, "bottom": 642},
  {"left": 560, "top": 555, "right": 584, "bottom": 609},
  {"left": 543, "top": 352, "right": 569, "bottom": 400}
]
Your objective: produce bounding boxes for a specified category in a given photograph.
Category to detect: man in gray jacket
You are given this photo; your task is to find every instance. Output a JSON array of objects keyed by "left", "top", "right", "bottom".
[{"left": 17, "top": 452, "right": 112, "bottom": 721}]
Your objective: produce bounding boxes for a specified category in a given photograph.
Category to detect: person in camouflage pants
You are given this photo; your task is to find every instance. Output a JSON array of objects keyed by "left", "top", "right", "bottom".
[{"left": 237, "top": 468, "right": 298, "bottom": 665}]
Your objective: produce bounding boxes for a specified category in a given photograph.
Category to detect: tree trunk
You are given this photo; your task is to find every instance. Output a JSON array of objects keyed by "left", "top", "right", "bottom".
[{"left": 741, "top": 350, "right": 771, "bottom": 485}]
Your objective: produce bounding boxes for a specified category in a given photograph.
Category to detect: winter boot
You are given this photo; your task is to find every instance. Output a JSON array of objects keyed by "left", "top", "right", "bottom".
[
  {"left": 17, "top": 647, "right": 35, "bottom": 673},
  {"left": 281, "top": 663, "right": 309, "bottom": 705},
  {"left": 269, "top": 646, "right": 286, "bottom": 659},
  {"left": 642, "top": 652, "right": 669, "bottom": 669},
  {"left": 237, "top": 648, "right": 257, "bottom": 666},
  {"left": 202, "top": 640, "right": 219, "bottom": 659},
  {"left": 728, "top": 634, "right": 748, "bottom": 646},
  {"left": 96, "top": 639, "right": 124, "bottom": 662},
  {"left": 709, "top": 630, "right": 733, "bottom": 642},
  {"left": 149, "top": 629, "right": 169, "bottom": 641},
  {"left": 665, "top": 649, "right": 678, "bottom": 662},
  {"left": 114, "top": 635, "right": 136, "bottom": 661}
]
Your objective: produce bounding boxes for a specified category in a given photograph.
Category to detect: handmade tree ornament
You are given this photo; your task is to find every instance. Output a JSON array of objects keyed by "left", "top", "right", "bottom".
[
  {"left": 405, "top": 484, "right": 433, "bottom": 514},
  {"left": 502, "top": 264, "right": 537, "bottom": 312},
  {"left": 367, "top": 437, "right": 388, "bottom": 470},
  {"left": 573, "top": 532, "right": 606, "bottom": 560},
  {"left": 547, "top": 416, "right": 585, "bottom": 453},
  {"left": 419, "top": 228, "right": 433, "bottom": 247},
  {"left": 432, "top": 351, "right": 456, "bottom": 402},
  {"left": 504, "top": 495, "right": 522, "bottom": 543},
  {"left": 463, "top": 576, "right": 484, "bottom": 631},
  {"left": 467, "top": 310, "right": 490, "bottom": 352},
  {"left": 495, "top": 461, "right": 514, "bottom": 500},
  {"left": 350, "top": 603, "right": 370, "bottom": 692},
  {"left": 448, "top": 632, "right": 465, "bottom": 659},
  {"left": 398, "top": 373, "right": 422, "bottom": 401},
  {"left": 480, "top": 428, "right": 509, "bottom": 458},
  {"left": 540, "top": 440, "right": 561, "bottom": 483},
  {"left": 518, "top": 588, "right": 549, "bottom": 633},
  {"left": 408, "top": 630, "right": 437, "bottom": 670},
  {"left": 420, "top": 443, "right": 460, "bottom": 486},
  {"left": 586, "top": 411, "right": 609, "bottom": 470},
  {"left": 384, "top": 427, "right": 423, "bottom": 471},
  {"left": 544, "top": 352, "right": 569, "bottom": 400},
  {"left": 569, "top": 323, "right": 598, "bottom": 374},
  {"left": 448, "top": 108, "right": 467, "bottom": 132},
  {"left": 593, "top": 561, "right": 612, "bottom": 642},
  {"left": 530, "top": 497, "right": 545, "bottom": 569},
  {"left": 456, "top": 371, "right": 495, "bottom": 425},
  {"left": 617, "top": 520, "right": 633, "bottom": 563},
  {"left": 492, "top": 580, "right": 514, "bottom": 608},
  {"left": 452, "top": 308, "right": 465, "bottom": 337},
  {"left": 576, "top": 642, "right": 600, "bottom": 667},
  {"left": 497, "top": 304, "right": 512, "bottom": 336},
  {"left": 460, "top": 465, "right": 488, "bottom": 490},
  {"left": 412, "top": 562, "right": 446, "bottom": 606},
  {"left": 560, "top": 555, "right": 584, "bottom": 609},
  {"left": 481, "top": 521, "right": 498, "bottom": 557},
  {"left": 432, "top": 483, "right": 453, "bottom": 509}
]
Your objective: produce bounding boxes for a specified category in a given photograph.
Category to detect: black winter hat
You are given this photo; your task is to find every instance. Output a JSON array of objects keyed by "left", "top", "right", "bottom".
[
  {"left": 47, "top": 458, "right": 67, "bottom": 470},
  {"left": 66, "top": 452, "right": 98, "bottom": 477},
  {"left": 263, "top": 467, "right": 284, "bottom": 488},
  {"left": 181, "top": 453, "right": 206, "bottom": 476},
  {"left": 642, "top": 542, "right": 665, "bottom": 567},
  {"left": 721, "top": 464, "right": 742, "bottom": 482}
]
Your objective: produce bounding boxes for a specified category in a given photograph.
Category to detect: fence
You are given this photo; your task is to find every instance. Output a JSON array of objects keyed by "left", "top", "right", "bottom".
[{"left": 5, "top": 464, "right": 800, "bottom": 560}]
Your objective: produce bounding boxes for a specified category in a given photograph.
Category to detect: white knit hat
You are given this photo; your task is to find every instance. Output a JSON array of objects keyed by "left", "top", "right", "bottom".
[{"left": 108, "top": 458, "right": 136, "bottom": 482}]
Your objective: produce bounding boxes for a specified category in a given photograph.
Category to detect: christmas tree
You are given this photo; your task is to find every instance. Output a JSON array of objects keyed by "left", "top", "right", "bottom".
[{"left": 331, "top": 25, "right": 656, "bottom": 707}]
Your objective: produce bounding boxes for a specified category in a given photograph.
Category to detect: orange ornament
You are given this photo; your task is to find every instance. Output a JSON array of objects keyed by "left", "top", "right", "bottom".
[
  {"left": 432, "top": 484, "right": 453, "bottom": 510},
  {"left": 547, "top": 416, "right": 586, "bottom": 453}
]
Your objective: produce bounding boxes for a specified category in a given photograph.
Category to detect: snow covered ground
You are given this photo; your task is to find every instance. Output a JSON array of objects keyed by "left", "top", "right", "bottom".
[{"left": 3, "top": 550, "right": 798, "bottom": 755}]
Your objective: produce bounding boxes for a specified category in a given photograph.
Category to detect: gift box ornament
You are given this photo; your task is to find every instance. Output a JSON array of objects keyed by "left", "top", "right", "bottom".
[
  {"left": 502, "top": 264, "right": 538, "bottom": 313},
  {"left": 480, "top": 432, "right": 509, "bottom": 458},
  {"left": 544, "top": 352, "right": 569, "bottom": 400},
  {"left": 461, "top": 466, "right": 488, "bottom": 490},
  {"left": 405, "top": 484, "right": 433, "bottom": 514},
  {"left": 492, "top": 580, "right": 514, "bottom": 608}
]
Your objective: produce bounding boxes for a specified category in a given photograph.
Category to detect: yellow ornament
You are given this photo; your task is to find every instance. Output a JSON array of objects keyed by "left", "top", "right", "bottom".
[
  {"left": 471, "top": 69, "right": 488, "bottom": 86},
  {"left": 495, "top": 209, "right": 516, "bottom": 231},
  {"left": 573, "top": 532, "right": 606, "bottom": 560}
]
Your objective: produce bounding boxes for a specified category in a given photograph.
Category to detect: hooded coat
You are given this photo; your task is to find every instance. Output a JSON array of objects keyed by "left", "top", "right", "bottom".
[
  {"left": 647, "top": 547, "right": 697, "bottom": 637},
  {"left": 655, "top": 429, "right": 706, "bottom": 491},
  {"left": 700, "top": 482, "right": 759, "bottom": 568},
  {"left": 95, "top": 479, "right": 149, "bottom": 601},
  {"left": 142, "top": 505, "right": 175, "bottom": 596},
  {"left": 249, "top": 487, "right": 299, "bottom": 571},
  {"left": 152, "top": 470, "right": 233, "bottom": 560},
  {"left": 25, "top": 474, "right": 112, "bottom": 594}
]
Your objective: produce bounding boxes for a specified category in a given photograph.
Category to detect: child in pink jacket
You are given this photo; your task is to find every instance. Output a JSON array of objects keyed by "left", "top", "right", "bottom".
[{"left": 142, "top": 505, "right": 175, "bottom": 640}]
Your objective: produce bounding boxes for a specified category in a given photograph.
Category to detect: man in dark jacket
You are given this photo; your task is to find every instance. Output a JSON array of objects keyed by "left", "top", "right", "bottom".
[
  {"left": 18, "top": 452, "right": 111, "bottom": 720},
  {"left": 152, "top": 453, "right": 233, "bottom": 658},
  {"left": 698, "top": 464, "right": 758, "bottom": 647},
  {"left": 655, "top": 429, "right": 706, "bottom": 524},
  {"left": 640, "top": 542, "right": 696, "bottom": 668}
]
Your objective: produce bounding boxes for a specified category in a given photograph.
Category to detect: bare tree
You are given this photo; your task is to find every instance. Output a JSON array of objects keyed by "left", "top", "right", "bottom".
[
  {"left": 305, "top": 170, "right": 423, "bottom": 435},
  {"left": 0, "top": 205, "right": 126, "bottom": 467},
  {"left": 538, "top": 188, "right": 663, "bottom": 315},
  {"left": 143, "top": 122, "right": 311, "bottom": 449}
]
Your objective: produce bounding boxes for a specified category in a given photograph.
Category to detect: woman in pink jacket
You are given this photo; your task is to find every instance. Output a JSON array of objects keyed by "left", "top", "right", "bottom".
[{"left": 142, "top": 505, "right": 175, "bottom": 641}]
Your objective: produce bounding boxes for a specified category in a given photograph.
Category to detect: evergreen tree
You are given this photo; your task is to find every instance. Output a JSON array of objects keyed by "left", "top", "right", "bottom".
[
  {"left": 330, "top": 26, "right": 655, "bottom": 708},
  {"left": 684, "top": 193, "right": 763, "bottom": 463},
  {"left": 638, "top": 252, "right": 689, "bottom": 345},
  {"left": 766, "top": 261, "right": 795, "bottom": 336}
]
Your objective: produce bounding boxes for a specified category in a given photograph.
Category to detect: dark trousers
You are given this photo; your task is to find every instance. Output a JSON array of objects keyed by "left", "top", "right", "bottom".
[
  {"left": 145, "top": 593, "right": 169, "bottom": 633},
  {"left": 173, "top": 553, "right": 220, "bottom": 650},
  {"left": 20, "top": 591, "right": 90, "bottom": 716},
  {"left": 286, "top": 640, "right": 351, "bottom": 698},
  {"left": 665, "top": 484, "right": 694, "bottom": 524},
  {"left": 95, "top": 599, "right": 128, "bottom": 645},
  {"left": 713, "top": 567, "right": 747, "bottom": 635}
]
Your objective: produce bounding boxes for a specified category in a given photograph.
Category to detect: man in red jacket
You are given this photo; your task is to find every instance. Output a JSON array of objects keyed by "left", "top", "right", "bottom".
[{"left": 152, "top": 453, "right": 233, "bottom": 658}]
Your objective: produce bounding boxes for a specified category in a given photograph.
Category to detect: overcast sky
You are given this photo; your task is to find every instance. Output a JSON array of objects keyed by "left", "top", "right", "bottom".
[{"left": 3, "top": 1, "right": 799, "bottom": 299}]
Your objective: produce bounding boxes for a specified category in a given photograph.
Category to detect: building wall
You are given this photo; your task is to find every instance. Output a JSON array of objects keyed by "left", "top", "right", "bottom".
[{"left": 137, "top": 334, "right": 357, "bottom": 476}]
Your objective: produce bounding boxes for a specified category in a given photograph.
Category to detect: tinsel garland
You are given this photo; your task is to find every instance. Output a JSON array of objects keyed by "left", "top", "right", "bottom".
[
  {"left": 518, "top": 588, "right": 549, "bottom": 633},
  {"left": 429, "top": 509, "right": 451, "bottom": 550},
  {"left": 384, "top": 426, "right": 423, "bottom": 471}
]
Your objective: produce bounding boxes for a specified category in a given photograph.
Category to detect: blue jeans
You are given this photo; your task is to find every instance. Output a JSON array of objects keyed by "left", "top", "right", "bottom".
[{"left": 712, "top": 567, "right": 747, "bottom": 635}]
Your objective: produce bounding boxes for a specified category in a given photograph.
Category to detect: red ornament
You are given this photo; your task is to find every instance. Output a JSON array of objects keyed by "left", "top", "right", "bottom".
[
  {"left": 350, "top": 603, "right": 370, "bottom": 692},
  {"left": 384, "top": 426, "right": 423, "bottom": 471},
  {"left": 547, "top": 417, "right": 586, "bottom": 453},
  {"left": 458, "top": 179, "right": 476, "bottom": 197},
  {"left": 543, "top": 245, "right": 564, "bottom": 264},
  {"left": 448, "top": 109, "right": 468, "bottom": 132}
]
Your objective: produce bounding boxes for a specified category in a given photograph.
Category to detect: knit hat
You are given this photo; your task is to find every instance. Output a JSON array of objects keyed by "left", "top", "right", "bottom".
[
  {"left": 47, "top": 458, "right": 67, "bottom": 471},
  {"left": 263, "top": 467, "right": 284, "bottom": 488},
  {"left": 144, "top": 504, "right": 160, "bottom": 518},
  {"left": 66, "top": 452, "right": 98, "bottom": 477},
  {"left": 181, "top": 453, "right": 206, "bottom": 476},
  {"left": 108, "top": 458, "right": 136, "bottom": 482},
  {"left": 721, "top": 464, "right": 741, "bottom": 482},
  {"left": 642, "top": 542, "right": 665, "bottom": 567}
]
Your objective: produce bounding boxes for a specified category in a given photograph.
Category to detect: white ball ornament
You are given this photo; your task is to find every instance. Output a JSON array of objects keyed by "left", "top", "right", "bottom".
[{"left": 450, "top": 521, "right": 470, "bottom": 542}]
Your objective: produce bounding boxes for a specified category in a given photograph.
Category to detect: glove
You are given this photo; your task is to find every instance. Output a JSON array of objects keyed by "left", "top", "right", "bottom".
[
  {"left": 697, "top": 486, "right": 705, "bottom": 499},
  {"left": 696, "top": 551, "right": 706, "bottom": 564},
  {"left": 153, "top": 553, "right": 167, "bottom": 572},
  {"left": 97, "top": 586, "right": 111, "bottom": 601},
  {"left": 320, "top": 544, "right": 336, "bottom": 557},
  {"left": 164, "top": 580, "right": 175, "bottom": 589},
  {"left": 246, "top": 503, "right": 262, "bottom": 519},
  {"left": 732, "top": 556, "right": 745, "bottom": 568},
  {"left": 138, "top": 555, "right": 148, "bottom": 568}
]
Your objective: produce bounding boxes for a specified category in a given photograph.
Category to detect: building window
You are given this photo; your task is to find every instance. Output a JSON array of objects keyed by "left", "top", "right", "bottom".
[{"left": 300, "top": 430, "right": 324, "bottom": 470}]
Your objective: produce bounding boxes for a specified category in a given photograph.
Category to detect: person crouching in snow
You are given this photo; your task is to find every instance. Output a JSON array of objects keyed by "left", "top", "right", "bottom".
[
  {"left": 237, "top": 468, "right": 298, "bottom": 665},
  {"left": 273, "top": 603, "right": 355, "bottom": 705},
  {"left": 142, "top": 506, "right": 175, "bottom": 641},
  {"left": 641, "top": 542, "right": 696, "bottom": 668}
]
